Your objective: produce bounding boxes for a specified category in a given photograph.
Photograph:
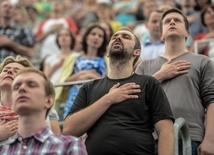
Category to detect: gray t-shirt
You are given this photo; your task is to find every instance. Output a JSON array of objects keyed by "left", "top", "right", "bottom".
[{"left": 136, "top": 52, "right": 214, "bottom": 142}]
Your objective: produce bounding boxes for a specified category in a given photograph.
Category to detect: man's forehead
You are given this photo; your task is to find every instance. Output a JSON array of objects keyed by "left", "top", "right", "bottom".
[
  {"left": 113, "top": 30, "right": 134, "bottom": 37},
  {"left": 14, "top": 72, "right": 43, "bottom": 83},
  {"left": 163, "top": 12, "right": 183, "bottom": 20},
  {"left": 1, "top": 1, "right": 12, "bottom": 7}
]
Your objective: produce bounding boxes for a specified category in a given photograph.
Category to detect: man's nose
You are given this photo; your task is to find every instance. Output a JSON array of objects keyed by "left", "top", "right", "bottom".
[{"left": 18, "top": 84, "right": 27, "bottom": 93}]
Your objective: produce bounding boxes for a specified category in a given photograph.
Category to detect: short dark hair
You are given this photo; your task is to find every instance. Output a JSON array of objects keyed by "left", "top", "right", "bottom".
[
  {"left": 82, "top": 24, "right": 108, "bottom": 58},
  {"left": 56, "top": 28, "right": 76, "bottom": 50},
  {"left": 200, "top": 4, "right": 214, "bottom": 26},
  {"left": 146, "top": 10, "right": 163, "bottom": 22},
  {"left": 160, "top": 8, "right": 189, "bottom": 34}
]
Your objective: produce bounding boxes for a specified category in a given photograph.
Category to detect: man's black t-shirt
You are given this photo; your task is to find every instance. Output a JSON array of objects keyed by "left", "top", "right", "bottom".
[{"left": 68, "top": 73, "right": 173, "bottom": 155}]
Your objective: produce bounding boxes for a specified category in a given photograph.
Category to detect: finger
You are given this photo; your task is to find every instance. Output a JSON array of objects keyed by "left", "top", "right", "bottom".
[
  {"left": 122, "top": 83, "right": 140, "bottom": 89},
  {"left": 173, "top": 60, "right": 189, "bottom": 65},
  {"left": 164, "top": 60, "right": 172, "bottom": 64},
  {"left": 112, "top": 83, "right": 120, "bottom": 89},
  {"left": 127, "top": 89, "right": 141, "bottom": 94},
  {"left": 177, "top": 70, "right": 188, "bottom": 75},
  {"left": 126, "top": 94, "right": 139, "bottom": 99},
  {"left": 177, "top": 65, "right": 190, "bottom": 71}
]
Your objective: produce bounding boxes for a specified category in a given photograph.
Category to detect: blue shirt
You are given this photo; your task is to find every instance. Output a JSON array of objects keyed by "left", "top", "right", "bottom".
[{"left": 140, "top": 39, "right": 165, "bottom": 59}]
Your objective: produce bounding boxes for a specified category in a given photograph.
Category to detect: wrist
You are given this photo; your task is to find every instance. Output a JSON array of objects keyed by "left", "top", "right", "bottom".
[{"left": 153, "top": 71, "right": 164, "bottom": 83}]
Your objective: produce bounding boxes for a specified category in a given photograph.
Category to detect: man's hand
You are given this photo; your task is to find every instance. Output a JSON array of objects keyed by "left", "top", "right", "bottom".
[
  {"left": 107, "top": 83, "right": 141, "bottom": 105},
  {"left": 197, "top": 138, "right": 214, "bottom": 155},
  {"left": 153, "top": 60, "right": 190, "bottom": 82},
  {"left": 0, "top": 120, "right": 18, "bottom": 141}
]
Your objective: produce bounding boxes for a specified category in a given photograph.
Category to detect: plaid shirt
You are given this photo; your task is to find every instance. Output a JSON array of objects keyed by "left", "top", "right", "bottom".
[
  {"left": 0, "top": 126, "right": 87, "bottom": 155},
  {"left": 0, "top": 24, "right": 34, "bottom": 62}
]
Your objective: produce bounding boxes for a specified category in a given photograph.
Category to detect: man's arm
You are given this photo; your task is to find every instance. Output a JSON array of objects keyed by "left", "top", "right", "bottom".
[
  {"left": 155, "top": 119, "right": 174, "bottom": 155},
  {"left": 63, "top": 82, "right": 141, "bottom": 137},
  {"left": 197, "top": 103, "right": 214, "bottom": 155},
  {"left": 0, "top": 36, "right": 33, "bottom": 58}
]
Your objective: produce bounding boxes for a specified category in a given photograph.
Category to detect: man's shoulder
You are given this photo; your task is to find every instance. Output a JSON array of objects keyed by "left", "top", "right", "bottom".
[{"left": 49, "top": 134, "right": 80, "bottom": 145}]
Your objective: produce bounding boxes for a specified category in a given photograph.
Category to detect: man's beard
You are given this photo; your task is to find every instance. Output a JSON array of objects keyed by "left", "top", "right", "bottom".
[{"left": 108, "top": 46, "right": 132, "bottom": 65}]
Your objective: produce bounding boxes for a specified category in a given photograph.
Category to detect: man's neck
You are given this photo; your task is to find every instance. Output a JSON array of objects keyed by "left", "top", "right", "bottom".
[
  {"left": 163, "top": 38, "right": 187, "bottom": 60},
  {"left": 18, "top": 115, "right": 47, "bottom": 138},
  {"left": 108, "top": 61, "right": 134, "bottom": 79}
]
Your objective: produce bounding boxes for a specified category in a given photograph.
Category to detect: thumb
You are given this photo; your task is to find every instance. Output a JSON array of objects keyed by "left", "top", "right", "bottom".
[{"left": 112, "top": 83, "right": 120, "bottom": 89}]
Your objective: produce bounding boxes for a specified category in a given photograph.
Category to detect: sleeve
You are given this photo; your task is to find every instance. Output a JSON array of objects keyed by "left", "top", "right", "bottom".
[
  {"left": 67, "top": 83, "right": 90, "bottom": 116},
  {"left": 147, "top": 78, "right": 174, "bottom": 125},
  {"left": 200, "top": 58, "right": 214, "bottom": 107},
  {"left": 66, "top": 18, "right": 78, "bottom": 34},
  {"left": 35, "top": 20, "right": 46, "bottom": 36},
  {"left": 135, "top": 61, "right": 145, "bottom": 75},
  {"left": 18, "top": 28, "right": 34, "bottom": 47}
]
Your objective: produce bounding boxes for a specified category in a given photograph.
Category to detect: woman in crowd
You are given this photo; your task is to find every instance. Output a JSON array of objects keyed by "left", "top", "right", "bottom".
[
  {"left": 54, "top": 24, "right": 109, "bottom": 118},
  {"left": 191, "top": 4, "right": 214, "bottom": 59},
  {"left": 43, "top": 27, "right": 79, "bottom": 85}
]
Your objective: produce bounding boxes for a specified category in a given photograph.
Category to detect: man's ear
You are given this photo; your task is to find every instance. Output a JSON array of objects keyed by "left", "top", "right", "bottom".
[
  {"left": 133, "top": 49, "right": 141, "bottom": 56},
  {"left": 45, "top": 95, "right": 54, "bottom": 109}
]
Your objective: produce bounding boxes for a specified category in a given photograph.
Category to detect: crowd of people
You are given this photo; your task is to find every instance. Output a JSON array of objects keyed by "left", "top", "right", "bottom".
[{"left": 0, "top": 0, "right": 214, "bottom": 154}]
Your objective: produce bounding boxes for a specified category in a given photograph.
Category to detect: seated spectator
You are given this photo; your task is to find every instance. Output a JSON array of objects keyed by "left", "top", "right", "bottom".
[
  {"left": 96, "top": 0, "right": 123, "bottom": 33},
  {"left": 43, "top": 28, "right": 79, "bottom": 85},
  {"left": 0, "top": 56, "right": 61, "bottom": 143},
  {"left": 54, "top": 24, "right": 109, "bottom": 118},
  {"left": 0, "top": 67, "right": 87, "bottom": 155},
  {"left": 180, "top": 0, "right": 206, "bottom": 39},
  {"left": 113, "top": 0, "right": 138, "bottom": 26},
  {"left": 191, "top": 4, "right": 214, "bottom": 58},
  {"left": 139, "top": 10, "right": 165, "bottom": 60},
  {"left": 133, "top": 0, "right": 158, "bottom": 41},
  {"left": 0, "top": 1, "right": 34, "bottom": 62},
  {"left": 72, "top": 0, "right": 98, "bottom": 30},
  {"left": 35, "top": 1, "right": 78, "bottom": 60}
]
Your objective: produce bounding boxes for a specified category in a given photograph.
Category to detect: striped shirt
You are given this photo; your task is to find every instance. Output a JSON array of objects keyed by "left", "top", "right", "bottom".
[{"left": 0, "top": 126, "right": 87, "bottom": 155}]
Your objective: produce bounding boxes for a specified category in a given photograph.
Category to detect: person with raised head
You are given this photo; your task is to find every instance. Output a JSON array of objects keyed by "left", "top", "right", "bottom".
[
  {"left": 54, "top": 24, "right": 109, "bottom": 118},
  {"left": 136, "top": 8, "right": 214, "bottom": 155},
  {"left": 0, "top": 68, "right": 87, "bottom": 155},
  {"left": 63, "top": 27, "right": 174, "bottom": 155}
]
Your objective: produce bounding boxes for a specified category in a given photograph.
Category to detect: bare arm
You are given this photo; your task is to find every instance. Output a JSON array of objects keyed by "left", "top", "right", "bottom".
[
  {"left": 50, "top": 120, "right": 61, "bottom": 134},
  {"left": 155, "top": 119, "right": 174, "bottom": 155},
  {"left": 153, "top": 60, "right": 191, "bottom": 82},
  {"left": 197, "top": 103, "right": 214, "bottom": 155},
  {"left": 36, "top": 24, "right": 63, "bottom": 43},
  {"left": 0, "top": 36, "right": 33, "bottom": 58},
  {"left": 63, "top": 83, "right": 141, "bottom": 137}
]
